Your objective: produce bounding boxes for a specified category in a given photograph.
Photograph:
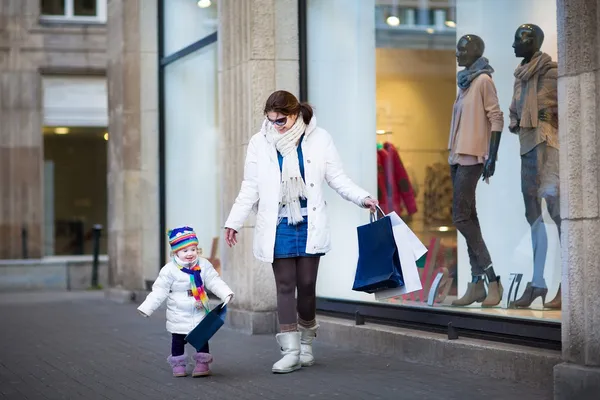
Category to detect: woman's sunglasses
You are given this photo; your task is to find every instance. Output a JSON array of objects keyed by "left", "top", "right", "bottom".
[{"left": 267, "top": 116, "right": 287, "bottom": 127}]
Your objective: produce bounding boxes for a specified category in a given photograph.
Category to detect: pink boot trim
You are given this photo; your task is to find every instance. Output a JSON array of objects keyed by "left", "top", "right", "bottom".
[
  {"left": 167, "top": 354, "right": 188, "bottom": 377},
  {"left": 192, "top": 352, "right": 213, "bottom": 377}
]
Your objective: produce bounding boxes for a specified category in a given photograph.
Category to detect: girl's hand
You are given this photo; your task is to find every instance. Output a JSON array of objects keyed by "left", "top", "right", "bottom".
[
  {"left": 138, "top": 310, "right": 149, "bottom": 318},
  {"left": 224, "top": 228, "right": 238, "bottom": 247},
  {"left": 363, "top": 197, "right": 379, "bottom": 212}
]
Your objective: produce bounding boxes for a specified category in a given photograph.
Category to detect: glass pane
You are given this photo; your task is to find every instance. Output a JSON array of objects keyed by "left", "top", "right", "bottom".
[
  {"left": 307, "top": 0, "right": 561, "bottom": 324},
  {"left": 74, "top": 0, "right": 97, "bottom": 16},
  {"left": 41, "top": 0, "right": 66, "bottom": 16},
  {"left": 164, "top": 0, "right": 218, "bottom": 56},
  {"left": 164, "top": 43, "right": 220, "bottom": 266}
]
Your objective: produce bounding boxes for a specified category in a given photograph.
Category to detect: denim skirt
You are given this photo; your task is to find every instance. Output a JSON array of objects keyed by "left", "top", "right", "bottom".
[{"left": 273, "top": 217, "right": 324, "bottom": 259}]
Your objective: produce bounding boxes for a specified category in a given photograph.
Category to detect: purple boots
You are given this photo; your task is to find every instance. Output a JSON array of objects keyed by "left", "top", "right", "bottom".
[
  {"left": 192, "top": 353, "right": 213, "bottom": 377},
  {"left": 167, "top": 353, "right": 212, "bottom": 377},
  {"left": 167, "top": 354, "right": 188, "bottom": 377}
]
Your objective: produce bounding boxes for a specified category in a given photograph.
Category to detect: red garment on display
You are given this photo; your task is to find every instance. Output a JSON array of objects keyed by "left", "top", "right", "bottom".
[
  {"left": 382, "top": 142, "right": 418, "bottom": 215},
  {"left": 377, "top": 149, "right": 391, "bottom": 214}
]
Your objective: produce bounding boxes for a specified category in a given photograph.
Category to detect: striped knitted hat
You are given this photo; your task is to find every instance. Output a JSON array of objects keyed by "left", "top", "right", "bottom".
[{"left": 168, "top": 226, "right": 199, "bottom": 253}]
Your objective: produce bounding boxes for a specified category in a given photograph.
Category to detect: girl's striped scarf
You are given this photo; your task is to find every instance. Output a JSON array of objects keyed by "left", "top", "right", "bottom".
[{"left": 173, "top": 256, "right": 210, "bottom": 314}]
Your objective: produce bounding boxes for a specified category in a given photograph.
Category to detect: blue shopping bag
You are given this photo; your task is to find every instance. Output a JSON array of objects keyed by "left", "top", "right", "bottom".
[
  {"left": 352, "top": 207, "right": 404, "bottom": 293},
  {"left": 185, "top": 302, "right": 227, "bottom": 352}
]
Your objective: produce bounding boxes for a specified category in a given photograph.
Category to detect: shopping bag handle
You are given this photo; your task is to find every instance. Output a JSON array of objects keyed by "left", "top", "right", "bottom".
[{"left": 369, "top": 205, "right": 386, "bottom": 223}]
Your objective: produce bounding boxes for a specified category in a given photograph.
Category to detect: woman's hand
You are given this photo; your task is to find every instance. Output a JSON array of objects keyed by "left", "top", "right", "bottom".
[
  {"left": 224, "top": 228, "right": 238, "bottom": 247},
  {"left": 138, "top": 310, "right": 148, "bottom": 318},
  {"left": 363, "top": 197, "right": 379, "bottom": 212}
]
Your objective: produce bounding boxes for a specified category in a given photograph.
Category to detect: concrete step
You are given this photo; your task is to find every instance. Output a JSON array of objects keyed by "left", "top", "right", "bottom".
[{"left": 315, "top": 315, "right": 560, "bottom": 389}]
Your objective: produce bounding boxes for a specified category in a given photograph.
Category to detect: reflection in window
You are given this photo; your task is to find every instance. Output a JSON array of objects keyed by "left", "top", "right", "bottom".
[
  {"left": 74, "top": 0, "right": 97, "bottom": 16},
  {"left": 41, "top": 0, "right": 65, "bottom": 16}
]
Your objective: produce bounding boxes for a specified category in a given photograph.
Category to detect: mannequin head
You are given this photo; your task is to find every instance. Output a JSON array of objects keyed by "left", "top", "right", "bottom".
[
  {"left": 512, "top": 24, "right": 544, "bottom": 62},
  {"left": 456, "top": 34, "right": 485, "bottom": 68}
]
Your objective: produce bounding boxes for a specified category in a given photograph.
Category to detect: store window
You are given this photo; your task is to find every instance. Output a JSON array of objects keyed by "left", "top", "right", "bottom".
[
  {"left": 159, "top": 0, "right": 220, "bottom": 270},
  {"left": 40, "top": 0, "right": 107, "bottom": 23},
  {"left": 306, "top": 0, "right": 560, "bottom": 325}
]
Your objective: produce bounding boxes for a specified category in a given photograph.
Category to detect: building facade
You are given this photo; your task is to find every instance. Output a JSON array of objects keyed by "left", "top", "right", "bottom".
[{"left": 1, "top": 0, "right": 599, "bottom": 397}]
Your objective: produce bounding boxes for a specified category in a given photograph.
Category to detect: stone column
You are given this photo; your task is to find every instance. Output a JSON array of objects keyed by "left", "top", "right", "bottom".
[
  {"left": 218, "top": 0, "right": 299, "bottom": 334},
  {"left": 106, "top": 0, "right": 159, "bottom": 290},
  {"left": 554, "top": 0, "right": 600, "bottom": 398},
  {"left": 0, "top": 5, "right": 44, "bottom": 259}
]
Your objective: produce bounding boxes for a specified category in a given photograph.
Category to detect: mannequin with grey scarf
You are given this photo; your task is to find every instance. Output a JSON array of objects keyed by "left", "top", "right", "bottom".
[
  {"left": 456, "top": 35, "right": 502, "bottom": 183},
  {"left": 451, "top": 34, "right": 502, "bottom": 307},
  {"left": 509, "top": 24, "right": 561, "bottom": 309}
]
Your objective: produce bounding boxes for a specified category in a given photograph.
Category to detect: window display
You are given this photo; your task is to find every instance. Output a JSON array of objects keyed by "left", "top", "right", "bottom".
[{"left": 307, "top": 0, "right": 560, "bottom": 324}]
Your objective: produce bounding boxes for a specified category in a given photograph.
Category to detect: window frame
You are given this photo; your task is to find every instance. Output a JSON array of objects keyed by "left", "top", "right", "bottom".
[{"left": 40, "top": 0, "right": 107, "bottom": 24}]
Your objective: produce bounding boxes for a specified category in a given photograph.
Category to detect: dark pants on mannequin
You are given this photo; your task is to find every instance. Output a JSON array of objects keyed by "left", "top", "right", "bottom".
[
  {"left": 171, "top": 334, "right": 209, "bottom": 356},
  {"left": 521, "top": 142, "right": 561, "bottom": 289},
  {"left": 451, "top": 164, "right": 493, "bottom": 278}
]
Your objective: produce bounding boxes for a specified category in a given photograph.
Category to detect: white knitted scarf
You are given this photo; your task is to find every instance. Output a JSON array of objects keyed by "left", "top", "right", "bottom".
[{"left": 267, "top": 115, "right": 308, "bottom": 225}]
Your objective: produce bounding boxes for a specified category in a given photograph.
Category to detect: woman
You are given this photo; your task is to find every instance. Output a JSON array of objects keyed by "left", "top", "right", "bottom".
[{"left": 224, "top": 90, "right": 377, "bottom": 374}]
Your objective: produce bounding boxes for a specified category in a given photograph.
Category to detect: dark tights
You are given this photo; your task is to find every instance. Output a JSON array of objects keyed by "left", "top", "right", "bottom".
[
  {"left": 272, "top": 257, "right": 320, "bottom": 332},
  {"left": 171, "top": 333, "right": 209, "bottom": 356}
]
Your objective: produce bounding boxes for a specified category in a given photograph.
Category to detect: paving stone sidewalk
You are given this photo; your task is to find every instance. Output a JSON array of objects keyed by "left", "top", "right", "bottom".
[{"left": 0, "top": 292, "right": 551, "bottom": 400}]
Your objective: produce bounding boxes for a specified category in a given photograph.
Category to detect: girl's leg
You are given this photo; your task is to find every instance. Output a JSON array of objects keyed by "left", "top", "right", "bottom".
[
  {"left": 197, "top": 342, "right": 209, "bottom": 354},
  {"left": 272, "top": 258, "right": 299, "bottom": 332},
  {"left": 171, "top": 333, "right": 186, "bottom": 356},
  {"left": 168, "top": 334, "right": 188, "bottom": 377},
  {"left": 296, "top": 257, "right": 320, "bottom": 328}
]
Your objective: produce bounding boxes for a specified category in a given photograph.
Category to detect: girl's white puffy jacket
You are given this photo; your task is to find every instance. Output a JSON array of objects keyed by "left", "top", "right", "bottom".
[
  {"left": 137, "top": 257, "right": 234, "bottom": 335},
  {"left": 224, "top": 116, "right": 371, "bottom": 263}
]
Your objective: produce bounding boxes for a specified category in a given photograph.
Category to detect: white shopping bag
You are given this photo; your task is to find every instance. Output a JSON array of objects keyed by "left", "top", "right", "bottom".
[{"left": 375, "top": 211, "right": 427, "bottom": 300}]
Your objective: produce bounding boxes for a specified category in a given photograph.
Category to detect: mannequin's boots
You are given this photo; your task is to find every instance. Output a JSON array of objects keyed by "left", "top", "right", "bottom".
[
  {"left": 299, "top": 324, "right": 319, "bottom": 367},
  {"left": 452, "top": 279, "right": 486, "bottom": 306},
  {"left": 544, "top": 284, "right": 561, "bottom": 309},
  {"left": 482, "top": 277, "right": 503, "bottom": 307},
  {"left": 272, "top": 332, "right": 302, "bottom": 374},
  {"left": 192, "top": 352, "right": 212, "bottom": 377},
  {"left": 513, "top": 282, "right": 548, "bottom": 308},
  {"left": 167, "top": 354, "right": 188, "bottom": 377}
]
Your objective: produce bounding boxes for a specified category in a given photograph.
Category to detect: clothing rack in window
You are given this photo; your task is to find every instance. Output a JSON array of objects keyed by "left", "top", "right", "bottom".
[{"left": 395, "top": 148, "right": 448, "bottom": 154}]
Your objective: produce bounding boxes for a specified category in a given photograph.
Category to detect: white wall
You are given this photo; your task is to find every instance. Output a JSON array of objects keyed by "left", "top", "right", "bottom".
[
  {"left": 455, "top": 0, "right": 560, "bottom": 300},
  {"left": 307, "top": 0, "right": 378, "bottom": 302},
  {"left": 42, "top": 76, "right": 108, "bottom": 127},
  {"left": 165, "top": 43, "right": 219, "bottom": 260}
]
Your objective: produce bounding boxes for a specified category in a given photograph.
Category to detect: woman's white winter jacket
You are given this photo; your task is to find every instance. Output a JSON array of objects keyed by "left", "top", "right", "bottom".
[
  {"left": 224, "top": 116, "right": 371, "bottom": 263},
  {"left": 137, "top": 257, "right": 234, "bottom": 335}
]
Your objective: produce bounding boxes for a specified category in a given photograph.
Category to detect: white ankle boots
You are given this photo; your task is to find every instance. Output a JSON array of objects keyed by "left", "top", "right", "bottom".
[
  {"left": 272, "top": 325, "right": 319, "bottom": 373},
  {"left": 272, "top": 332, "right": 302, "bottom": 373}
]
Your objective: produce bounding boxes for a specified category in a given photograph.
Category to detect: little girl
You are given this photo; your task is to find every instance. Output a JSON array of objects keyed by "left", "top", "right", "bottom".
[{"left": 138, "top": 226, "right": 234, "bottom": 377}]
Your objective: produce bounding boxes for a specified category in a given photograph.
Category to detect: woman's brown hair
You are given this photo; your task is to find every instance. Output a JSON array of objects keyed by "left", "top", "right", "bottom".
[{"left": 263, "top": 90, "right": 313, "bottom": 125}]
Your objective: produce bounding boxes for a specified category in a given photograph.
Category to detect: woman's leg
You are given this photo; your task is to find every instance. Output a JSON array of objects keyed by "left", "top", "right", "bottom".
[
  {"left": 272, "top": 258, "right": 299, "bottom": 332},
  {"left": 296, "top": 257, "right": 320, "bottom": 328},
  {"left": 271, "top": 258, "right": 302, "bottom": 373}
]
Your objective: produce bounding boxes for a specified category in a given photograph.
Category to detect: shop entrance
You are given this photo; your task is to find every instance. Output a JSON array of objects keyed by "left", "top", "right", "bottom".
[
  {"left": 42, "top": 76, "right": 108, "bottom": 256},
  {"left": 43, "top": 127, "right": 108, "bottom": 256}
]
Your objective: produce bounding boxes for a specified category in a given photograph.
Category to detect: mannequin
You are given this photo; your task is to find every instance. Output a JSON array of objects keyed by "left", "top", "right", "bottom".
[
  {"left": 509, "top": 24, "right": 561, "bottom": 309},
  {"left": 449, "top": 35, "right": 504, "bottom": 307}
]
